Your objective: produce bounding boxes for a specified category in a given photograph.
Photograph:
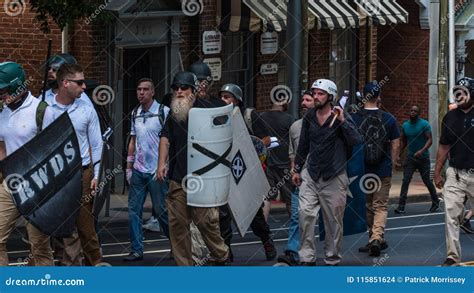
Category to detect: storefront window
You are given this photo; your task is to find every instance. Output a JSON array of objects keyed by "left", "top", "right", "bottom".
[{"left": 329, "top": 29, "right": 353, "bottom": 96}]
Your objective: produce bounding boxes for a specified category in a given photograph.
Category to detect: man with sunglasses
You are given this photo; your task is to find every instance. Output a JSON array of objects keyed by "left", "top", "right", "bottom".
[
  {"left": 48, "top": 63, "right": 103, "bottom": 266},
  {"left": 394, "top": 105, "right": 439, "bottom": 214},
  {"left": 0, "top": 61, "right": 55, "bottom": 266},
  {"left": 43, "top": 54, "right": 92, "bottom": 106},
  {"left": 157, "top": 71, "right": 229, "bottom": 266}
]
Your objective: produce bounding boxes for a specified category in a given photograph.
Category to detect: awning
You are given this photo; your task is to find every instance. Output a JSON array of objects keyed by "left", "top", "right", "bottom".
[
  {"left": 243, "top": 0, "right": 287, "bottom": 32},
  {"left": 354, "top": 0, "right": 408, "bottom": 25},
  {"left": 217, "top": 0, "right": 261, "bottom": 32},
  {"left": 308, "top": 0, "right": 359, "bottom": 30}
]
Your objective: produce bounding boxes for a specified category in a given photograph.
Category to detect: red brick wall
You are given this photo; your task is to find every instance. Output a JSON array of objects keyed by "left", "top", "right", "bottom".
[
  {"left": 308, "top": 28, "right": 330, "bottom": 83},
  {"left": 358, "top": 24, "right": 378, "bottom": 89},
  {"left": 0, "top": 4, "right": 61, "bottom": 96},
  {"left": 376, "top": 0, "right": 429, "bottom": 123},
  {"left": 0, "top": 3, "right": 108, "bottom": 94},
  {"left": 68, "top": 22, "right": 107, "bottom": 86}
]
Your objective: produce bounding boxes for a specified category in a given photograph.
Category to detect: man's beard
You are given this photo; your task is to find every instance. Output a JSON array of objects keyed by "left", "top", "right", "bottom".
[
  {"left": 314, "top": 99, "right": 329, "bottom": 110},
  {"left": 171, "top": 95, "right": 194, "bottom": 122}
]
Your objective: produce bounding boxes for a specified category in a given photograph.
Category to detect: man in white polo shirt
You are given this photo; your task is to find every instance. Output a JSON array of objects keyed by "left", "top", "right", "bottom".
[
  {"left": 0, "top": 61, "right": 55, "bottom": 266},
  {"left": 123, "top": 78, "right": 170, "bottom": 261},
  {"left": 48, "top": 63, "right": 103, "bottom": 266}
]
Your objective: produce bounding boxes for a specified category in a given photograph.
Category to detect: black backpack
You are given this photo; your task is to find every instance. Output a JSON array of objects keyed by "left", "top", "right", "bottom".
[{"left": 359, "top": 110, "right": 388, "bottom": 165}]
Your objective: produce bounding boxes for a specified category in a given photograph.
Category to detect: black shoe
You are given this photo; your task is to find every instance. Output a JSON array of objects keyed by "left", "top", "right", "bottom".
[
  {"left": 394, "top": 206, "right": 406, "bottom": 214},
  {"left": 430, "top": 202, "right": 440, "bottom": 213},
  {"left": 123, "top": 252, "right": 143, "bottom": 261},
  {"left": 263, "top": 240, "right": 277, "bottom": 261},
  {"left": 369, "top": 240, "right": 381, "bottom": 257},
  {"left": 460, "top": 218, "right": 474, "bottom": 234},
  {"left": 277, "top": 252, "right": 299, "bottom": 266},
  {"left": 358, "top": 240, "right": 388, "bottom": 253},
  {"left": 325, "top": 263, "right": 339, "bottom": 266},
  {"left": 299, "top": 261, "right": 316, "bottom": 266},
  {"left": 441, "top": 258, "right": 458, "bottom": 267},
  {"left": 205, "top": 260, "right": 226, "bottom": 266}
]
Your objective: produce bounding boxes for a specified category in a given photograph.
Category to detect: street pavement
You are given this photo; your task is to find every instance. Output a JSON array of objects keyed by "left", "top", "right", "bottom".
[{"left": 6, "top": 171, "right": 473, "bottom": 266}]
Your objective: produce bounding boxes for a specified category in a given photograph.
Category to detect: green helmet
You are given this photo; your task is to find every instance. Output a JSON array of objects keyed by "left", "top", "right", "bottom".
[{"left": 0, "top": 62, "right": 26, "bottom": 95}]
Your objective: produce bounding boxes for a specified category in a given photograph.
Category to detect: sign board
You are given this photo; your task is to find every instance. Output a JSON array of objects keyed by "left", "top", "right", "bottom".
[
  {"left": 260, "top": 32, "right": 278, "bottom": 55},
  {"left": 260, "top": 63, "right": 278, "bottom": 75},
  {"left": 202, "top": 31, "right": 222, "bottom": 55},
  {"left": 203, "top": 58, "right": 222, "bottom": 81}
]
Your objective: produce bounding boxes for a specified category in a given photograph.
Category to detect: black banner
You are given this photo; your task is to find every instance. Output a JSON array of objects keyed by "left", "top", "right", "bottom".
[{"left": 0, "top": 112, "right": 82, "bottom": 237}]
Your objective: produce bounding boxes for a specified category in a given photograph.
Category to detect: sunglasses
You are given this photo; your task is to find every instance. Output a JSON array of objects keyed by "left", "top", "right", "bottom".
[
  {"left": 67, "top": 79, "right": 86, "bottom": 86},
  {"left": 171, "top": 84, "right": 191, "bottom": 91}
]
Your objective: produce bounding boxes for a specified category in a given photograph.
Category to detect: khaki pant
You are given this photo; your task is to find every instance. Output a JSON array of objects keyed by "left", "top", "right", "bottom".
[
  {"left": 0, "top": 183, "right": 53, "bottom": 266},
  {"left": 62, "top": 166, "right": 101, "bottom": 266},
  {"left": 365, "top": 177, "right": 392, "bottom": 242},
  {"left": 52, "top": 231, "right": 82, "bottom": 266},
  {"left": 444, "top": 167, "right": 474, "bottom": 263},
  {"left": 167, "top": 180, "right": 228, "bottom": 266},
  {"left": 298, "top": 169, "right": 348, "bottom": 265}
]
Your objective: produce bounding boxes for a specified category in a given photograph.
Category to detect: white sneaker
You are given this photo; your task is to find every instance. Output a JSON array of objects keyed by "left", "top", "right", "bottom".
[{"left": 142, "top": 217, "right": 160, "bottom": 232}]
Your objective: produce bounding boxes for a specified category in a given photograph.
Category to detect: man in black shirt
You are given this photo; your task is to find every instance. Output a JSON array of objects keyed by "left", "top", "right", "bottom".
[
  {"left": 435, "top": 77, "right": 474, "bottom": 266},
  {"left": 292, "top": 79, "right": 361, "bottom": 266},
  {"left": 261, "top": 102, "right": 294, "bottom": 216},
  {"left": 157, "top": 71, "right": 228, "bottom": 266}
]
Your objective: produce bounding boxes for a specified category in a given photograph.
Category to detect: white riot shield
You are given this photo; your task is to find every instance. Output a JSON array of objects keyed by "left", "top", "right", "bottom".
[
  {"left": 228, "top": 108, "right": 270, "bottom": 237},
  {"left": 187, "top": 104, "right": 233, "bottom": 207}
]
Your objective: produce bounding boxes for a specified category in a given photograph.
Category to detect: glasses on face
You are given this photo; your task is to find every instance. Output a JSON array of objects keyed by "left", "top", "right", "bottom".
[
  {"left": 67, "top": 79, "right": 86, "bottom": 86},
  {"left": 171, "top": 84, "right": 191, "bottom": 91}
]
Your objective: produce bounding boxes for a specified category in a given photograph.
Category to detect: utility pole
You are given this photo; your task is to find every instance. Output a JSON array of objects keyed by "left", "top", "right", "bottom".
[
  {"left": 437, "top": 0, "right": 448, "bottom": 133},
  {"left": 286, "top": 0, "right": 303, "bottom": 119}
]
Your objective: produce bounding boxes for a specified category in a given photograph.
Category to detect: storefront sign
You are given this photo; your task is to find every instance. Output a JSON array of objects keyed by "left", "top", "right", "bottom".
[
  {"left": 260, "top": 63, "right": 278, "bottom": 75},
  {"left": 203, "top": 58, "right": 222, "bottom": 80},
  {"left": 203, "top": 31, "right": 222, "bottom": 55},
  {"left": 260, "top": 32, "right": 278, "bottom": 55}
]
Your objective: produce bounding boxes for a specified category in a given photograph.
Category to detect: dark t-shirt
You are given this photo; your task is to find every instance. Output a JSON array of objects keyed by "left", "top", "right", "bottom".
[
  {"left": 160, "top": 98, "right": 224, "bottom": 182},
  {"left": 352, "top": 109, "right": 400, "bottom": 177},
  {"left": 248, "top": 109, "right": 270, "bottom": 140},
  {"left": 439, "top": 107, "right": 474, "bottom": 169},
  {"left": 260, "top": 111, "right": 294, "bottom": 167}
]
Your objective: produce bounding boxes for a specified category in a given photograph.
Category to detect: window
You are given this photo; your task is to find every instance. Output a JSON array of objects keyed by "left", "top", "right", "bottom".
[
  {"left": 221, "top": 32, "right": 252, "bottom": 106},
  {"left": 329, "top": 29, "right": 353, "bottom": 96}
]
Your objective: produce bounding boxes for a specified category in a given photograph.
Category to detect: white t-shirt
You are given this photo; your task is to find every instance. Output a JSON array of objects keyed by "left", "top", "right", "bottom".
[
  {"left": 48, "top": 97, "right": 103, "bottom": 179},
  {"left": 0, "top": 92, "right": 55, "bottom": 156},
  {"left": 131, "top": 100, "right": 169, "bottom": 174}
]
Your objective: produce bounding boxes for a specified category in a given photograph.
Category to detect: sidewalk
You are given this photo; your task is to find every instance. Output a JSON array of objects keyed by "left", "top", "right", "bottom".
[{"left": 98, "top": 170, "right": 441, "bottom": 225}]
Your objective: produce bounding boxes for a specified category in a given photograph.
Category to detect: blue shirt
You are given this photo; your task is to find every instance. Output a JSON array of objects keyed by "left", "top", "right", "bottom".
[
  {"left": 352, "top": 109, "right": 400, "bottom": 178},
  {"left": 402, "top": 118, "right": 431, "bottom": 158}
]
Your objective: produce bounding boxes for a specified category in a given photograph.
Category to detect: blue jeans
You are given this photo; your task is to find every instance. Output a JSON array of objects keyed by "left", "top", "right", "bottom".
[
  {"left": 128, "top": 169, "right": 169, "bottom": 254},
  {"left": 285, "top": 188, "right": 300, "bottom": 259}
]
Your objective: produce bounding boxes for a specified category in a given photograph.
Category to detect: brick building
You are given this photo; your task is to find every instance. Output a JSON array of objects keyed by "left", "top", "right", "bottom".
[{"left": 1, "top": 0, "right": 473, "bottom": 189}]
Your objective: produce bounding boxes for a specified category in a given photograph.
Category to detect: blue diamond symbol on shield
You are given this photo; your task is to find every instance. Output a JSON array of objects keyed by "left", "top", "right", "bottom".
[{"left": 231, "top": 150, "right": 246, "bottom": 185}]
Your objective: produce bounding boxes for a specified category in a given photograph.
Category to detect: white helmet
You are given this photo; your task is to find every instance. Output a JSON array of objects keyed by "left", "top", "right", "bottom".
[{"left": 311, "top": 79, "right": 338, "bottom": 100}]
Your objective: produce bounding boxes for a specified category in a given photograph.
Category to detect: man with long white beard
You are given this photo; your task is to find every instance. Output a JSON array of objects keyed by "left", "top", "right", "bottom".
[{"left": 157, "top": 71, "right": 229, "bottom": 266}]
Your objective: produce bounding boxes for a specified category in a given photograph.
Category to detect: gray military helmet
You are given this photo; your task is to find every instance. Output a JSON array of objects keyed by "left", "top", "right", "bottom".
[{"left": 219, "top": 83, "right": 243, "bottom": 104}]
